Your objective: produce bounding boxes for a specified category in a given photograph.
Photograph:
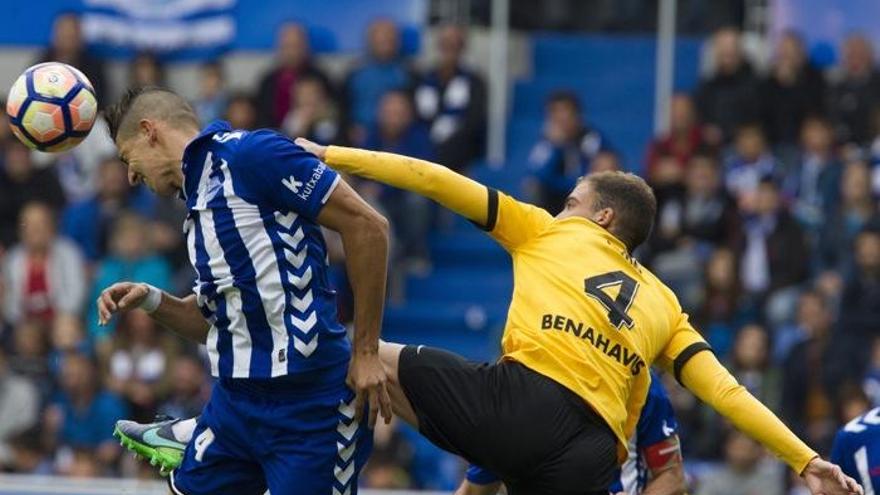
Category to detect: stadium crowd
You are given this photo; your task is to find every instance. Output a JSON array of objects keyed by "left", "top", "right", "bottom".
[{"left": 1, "top": 11, "right": 880, "bottom": 493}]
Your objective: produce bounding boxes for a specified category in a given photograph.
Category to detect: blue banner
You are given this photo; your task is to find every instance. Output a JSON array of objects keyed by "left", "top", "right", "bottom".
[
  {"left": 0, "top": 0, "right": 426, "bottom": 60},
  {"left": 82, "top": 0, "right": 235, "bottom": 60}
]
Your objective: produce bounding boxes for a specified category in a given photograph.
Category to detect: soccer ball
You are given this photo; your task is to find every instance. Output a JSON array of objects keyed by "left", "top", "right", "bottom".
[{"left": 6, "top": 62, "right": 98, "bottom": 152}]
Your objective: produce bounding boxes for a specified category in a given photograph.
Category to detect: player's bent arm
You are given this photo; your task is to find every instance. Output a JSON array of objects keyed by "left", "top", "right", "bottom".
[
  {"left": 642, "top": 462, "right": 686, "bottom": 495},
  {"left": 317, "top": 179, "right": 393, "bottom": 427},
  {"left": 323, "top": 145, "right": 491, "bottom": 226},
  {"left": 97, "top": 282, "right": 209, "bottom": 344},
  {"left": 316, "top": 178, "right": 389, "bottom": 356},
  {"left": 454, "top": 480, "right": 503, "bottom": 495},
  {"left": 642, "top": 435, "right": 686, "bottom": 495},
  {"left": 151, "top": 293, "right": 210, "bottom": 344},
  {"left": 678, "top": 350, "right": 818, "bottom": 473}
]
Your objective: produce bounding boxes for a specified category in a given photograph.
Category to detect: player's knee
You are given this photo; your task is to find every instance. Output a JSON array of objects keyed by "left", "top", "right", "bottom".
[{"left": 378, "top": 341, "right": 404, "bottom": 381}]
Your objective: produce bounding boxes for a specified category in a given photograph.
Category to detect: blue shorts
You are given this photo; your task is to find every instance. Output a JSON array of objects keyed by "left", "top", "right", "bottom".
[{"left": 168, "top": 368, "right": 372, "bottom": 495}]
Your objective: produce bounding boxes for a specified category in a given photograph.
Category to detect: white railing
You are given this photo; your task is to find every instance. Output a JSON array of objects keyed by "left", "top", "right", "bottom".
[{"left": 0, "top": 474, "right": 449, "bottom": 495}]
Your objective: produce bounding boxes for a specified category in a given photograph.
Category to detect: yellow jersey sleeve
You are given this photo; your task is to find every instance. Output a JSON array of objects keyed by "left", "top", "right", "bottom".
[
  {"left": 324, "top": 145, "right": 553, "bottom": 252},
  {"left": 657, "top": 309, "right": 817, "bottom": 472},
  {"left": 679, "top": 351, "right": 818, "bottom": 473},
  {"left": 656, "top": 312, "right": 711, "bottom": 381},
  {"left": 324, "top": 146, "right": 492, "bottom": 226},
  {"left": 488, "top": 191, "right": 554, "bottom": 252}
]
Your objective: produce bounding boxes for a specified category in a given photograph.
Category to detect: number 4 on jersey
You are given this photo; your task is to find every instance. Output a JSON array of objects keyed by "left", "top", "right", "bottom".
[{"left": 584, "top": 271, "right": 639, "bottom": 330}]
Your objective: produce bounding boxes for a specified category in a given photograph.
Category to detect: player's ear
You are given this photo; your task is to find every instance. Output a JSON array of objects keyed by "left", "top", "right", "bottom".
[
  {"left": 592, "top": 207, "right": 614, "bottom": 228},
  {"left": 139, "top": 118, "right": 158, "bottom": 144}
]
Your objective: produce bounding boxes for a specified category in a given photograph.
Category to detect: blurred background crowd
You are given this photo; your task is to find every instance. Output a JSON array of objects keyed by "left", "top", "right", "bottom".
[{"left": 1, "top": 0, "right": 880, "bottom": 493}]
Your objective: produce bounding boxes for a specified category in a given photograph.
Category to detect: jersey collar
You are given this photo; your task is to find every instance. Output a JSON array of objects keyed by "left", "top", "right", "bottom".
[
  {"left": 180, "top": 120, "right": 234, "bottom": 200},
  {"left": 558, "top": 215, "right": 629, "bottom": 252},
  {"left": 183, "top": 120, "right": 233, "bottom": 159}
]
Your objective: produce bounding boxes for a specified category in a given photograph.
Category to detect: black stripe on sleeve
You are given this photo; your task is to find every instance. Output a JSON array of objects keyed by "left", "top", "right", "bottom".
[
  {"left": 673, "top": 342, "right": 713, "bottom": 385},
  {"left": 470, "top": 187, "right": 499, "bottom": 232}
]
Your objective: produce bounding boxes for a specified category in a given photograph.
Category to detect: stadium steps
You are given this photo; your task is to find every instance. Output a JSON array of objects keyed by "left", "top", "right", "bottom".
[
  {"left": 429, "top": 230, "right": 511, "bottom": 269},
  {"left": 512, "top": 34, "right": 704, "bottom": 170}
]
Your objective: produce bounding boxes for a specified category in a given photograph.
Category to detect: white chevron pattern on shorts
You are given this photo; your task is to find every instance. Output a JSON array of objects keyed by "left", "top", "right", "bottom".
[
  {"left": 338, "top": 399, "right": 356, "bottom": 420},
  {"left": 334, "top": 397, "right": 359, "bottom": 493},
  {"left": 337, "top": 441, "right": 356, "bottom": 463},
  {"left": 336, "top": 418, "right": 358, "bottom": 441},
  {"left": 334, "top": 463, "right": 354, "bottom": 486}
]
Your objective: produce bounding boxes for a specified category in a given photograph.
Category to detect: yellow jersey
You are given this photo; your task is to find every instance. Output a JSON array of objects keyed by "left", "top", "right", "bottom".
[
  {"left": 324, "top": 145, "right": 818, "bottom": 473},
  {"left": 486, "top": 190, "right": 706, "bottom": 461}
]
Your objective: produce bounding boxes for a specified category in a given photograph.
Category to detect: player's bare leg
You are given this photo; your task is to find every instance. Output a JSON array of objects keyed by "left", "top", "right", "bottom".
[{"left": 378, "top": 341, "right": 419, "bottom": 427}]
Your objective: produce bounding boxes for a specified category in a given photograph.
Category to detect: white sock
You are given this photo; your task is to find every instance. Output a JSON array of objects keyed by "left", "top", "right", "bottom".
[{"left": 171, "top": 417, "right": 199, "bottom": 443}]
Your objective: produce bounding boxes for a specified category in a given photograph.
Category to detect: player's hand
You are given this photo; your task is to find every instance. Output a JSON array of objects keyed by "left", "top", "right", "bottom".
[
  {"left": 347, "top": 351, "right": 393, "bottom": 429},
  {"left": 96, "top": 282, "right": 150, "bottom": 326},
  {"left": 295, "top": 137, "right": 327, "bottom": 161},
  {"left": 802, "top": 457, "right": 863, "bottom": 495}
]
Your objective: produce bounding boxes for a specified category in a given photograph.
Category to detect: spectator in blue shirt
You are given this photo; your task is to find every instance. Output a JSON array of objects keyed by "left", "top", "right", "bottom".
[
  {"left": 527, "top": 91, "right": 614, "bottom": 214},
  {"left": 344, "top": 19, "right": 413, "bottom": 140},
  {"left": 43, "top": 353, "right": 127, "bottom": 473},
  {"left": 61, "top": 156, "right": 155, "bottom": 261},
  {"left": 786, "top": 116, "right": 842, "bottom": 234},
  {"left": 414, "top": 25, "right": 486, "bottom": 171},
  {"left": 192, "top": 61, "right": 228, "bottom": 126},
  {"left": 86, "top": 212, "right": 172, "bottom": 344},
  {"left": 723, "top": 123, "right": 781, "bottom": 213}
]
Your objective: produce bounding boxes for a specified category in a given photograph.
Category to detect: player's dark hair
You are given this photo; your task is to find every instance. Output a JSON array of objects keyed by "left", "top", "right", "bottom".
[
  {"left": 586, "top": 171, "right": 657, "bottom": 252},
  {"left": 546, "top": 90, "right": 582, "bottom": 115},
  {"left": 106, "top": 86, "right": 199, "bottom": 142}
]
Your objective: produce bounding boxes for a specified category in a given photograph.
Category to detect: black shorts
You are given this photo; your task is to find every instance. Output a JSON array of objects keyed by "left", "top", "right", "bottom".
[{"left": 398, "top": 345, "right": 617, "bottom": 495}]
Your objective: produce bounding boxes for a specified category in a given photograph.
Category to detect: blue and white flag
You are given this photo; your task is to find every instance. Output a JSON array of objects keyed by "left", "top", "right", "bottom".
[{"left": 81, "top": 0, "right": 236, "bottom": 60}]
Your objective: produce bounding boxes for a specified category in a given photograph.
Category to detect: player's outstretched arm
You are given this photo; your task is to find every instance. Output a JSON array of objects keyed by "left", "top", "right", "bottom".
[
  {"left": 679, "top": 351, "right": 863, "bottom": 495},
  {"left": 96, "top": 282, "right": 209, "bottom": 343},
  {"left": 297, "top": 138, "right": 492, "bottom": 227},
  {"left": 317, "top": 178, "right": 393, "bottom": 429}
]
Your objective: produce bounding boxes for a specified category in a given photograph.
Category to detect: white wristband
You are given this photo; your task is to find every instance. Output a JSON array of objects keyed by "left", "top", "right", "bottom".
[{"left": 138, "top": 284, "right": 163, "bottom": 313}]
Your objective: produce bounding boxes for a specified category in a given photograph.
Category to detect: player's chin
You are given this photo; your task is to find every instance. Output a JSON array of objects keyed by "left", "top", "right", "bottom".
[{"left": 151, "top": 180, "right": 178, "bottom": 197}]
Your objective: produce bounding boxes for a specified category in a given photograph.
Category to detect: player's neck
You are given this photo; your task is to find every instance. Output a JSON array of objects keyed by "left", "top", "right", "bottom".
[{"left": 164, "top": 125, "right": 200, "bottom": 191}]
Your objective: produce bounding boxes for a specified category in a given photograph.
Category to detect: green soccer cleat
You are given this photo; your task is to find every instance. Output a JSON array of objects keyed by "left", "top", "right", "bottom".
[{"left": 113, "top": 416, "right": 189, "bottom": 475}]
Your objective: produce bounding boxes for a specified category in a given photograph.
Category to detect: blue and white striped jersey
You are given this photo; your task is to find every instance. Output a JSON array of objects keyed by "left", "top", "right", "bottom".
[
  {"left": 831, "top": 407, "right": 880, "bottom": 495},
  {"left": 181, "top": 121, "right": 348, "bottom": 379}
]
